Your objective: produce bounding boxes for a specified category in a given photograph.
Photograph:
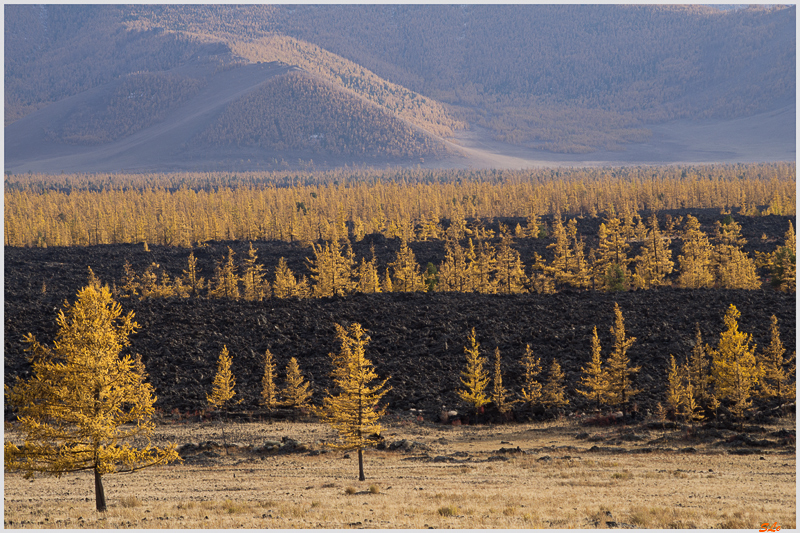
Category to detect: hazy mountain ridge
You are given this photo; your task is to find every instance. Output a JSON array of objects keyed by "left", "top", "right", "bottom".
[{"left": 4, "top": 4, "right": 795, "bottom": 172}]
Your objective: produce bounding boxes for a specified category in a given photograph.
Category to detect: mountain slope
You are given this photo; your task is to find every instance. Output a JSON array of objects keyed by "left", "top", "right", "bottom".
[{"left": 4, "top": 4, "right": 795, "bottom": 172}]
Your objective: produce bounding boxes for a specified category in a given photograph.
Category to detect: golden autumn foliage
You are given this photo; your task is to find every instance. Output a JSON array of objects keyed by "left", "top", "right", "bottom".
[
  {"left": 207, "top": 345, "right": 236, "bottom": 410},
  {"left": 457, "top": 328, "right": 490, "bottom": 412},
  {"left": 4, "top": 281, "right": 179, "bottom": 512},
  {"left": 677, "top": 215, "right": 715, "bottom": 288},
  {"left": 519, "top": 344, "right": 543, "bottom": 407},
  {"left": 317, "top": 323, "right": 390, "bottom": 481},
  {"left": 577, "top": 326, "right": 608, "bottom": 410},
  {"left": 542, "top": 359, "right": 569, "bottom": 408},
  {"left": 707, "top": 304, "right": 762, "bottom": 421},
  {"left": 757, "top": 315, "right": 795, "bottom": 403},
  {"left": 260, "top": 349, "right": 278, "bottom": 411},
  {"left": 491, "top": 347, "right": 516, "bottom": 414},
  {"left": 5, "top": 164, "right": 794, "bottom": 249},
  {"left": 282, "top": 357, "right": 313, "bottom": 410},
  {"left": 604, "top": 303, "right": 640, "bottom": 414}
]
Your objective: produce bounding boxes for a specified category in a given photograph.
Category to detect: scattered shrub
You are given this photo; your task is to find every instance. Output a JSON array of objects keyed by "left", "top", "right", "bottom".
[{"left": 438, "top": 504, "right": 459, "bottom": 517}]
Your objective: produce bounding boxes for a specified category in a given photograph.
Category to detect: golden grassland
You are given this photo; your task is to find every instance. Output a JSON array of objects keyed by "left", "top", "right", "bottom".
[{"left": 4, "top": 417, "right": 795, "bottom": 529}]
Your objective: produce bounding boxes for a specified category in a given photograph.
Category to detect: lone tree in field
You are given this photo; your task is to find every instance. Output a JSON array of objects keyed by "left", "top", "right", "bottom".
[
  {"left": 207, "top": 345, "right": 238, "bottom": 453},
  {"left": 318, "top": 323, "right": 390, "bottom": 481},
  {"left": 457, "top": 328, "right": 490, "bottom": 412},
  {"left": 4, "top": 281, "right": 179, "bottom": 512}
]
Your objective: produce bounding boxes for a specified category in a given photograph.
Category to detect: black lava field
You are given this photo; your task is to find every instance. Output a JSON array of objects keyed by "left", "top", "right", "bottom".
[{"left": 5, "top": 209, "right": 795, "bottom": 421}]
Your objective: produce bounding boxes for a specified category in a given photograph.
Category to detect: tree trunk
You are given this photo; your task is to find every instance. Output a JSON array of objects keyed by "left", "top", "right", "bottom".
[
  {"left": 358, "top": 448, "right": 365, "bottom": 481},
  {"left": 94, "top": 465, "right": 107, "bottom": 512}
]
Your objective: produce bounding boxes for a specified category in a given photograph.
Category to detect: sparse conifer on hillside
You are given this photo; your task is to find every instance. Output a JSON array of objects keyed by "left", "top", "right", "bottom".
[
  {"left": 491, "top": 347, "right": 516, "bottom": 414},
  {"left": 542, "top": 359, "right": 569, "bottom": 408},
  {"left": 604, "top": 303, "right": 640, "bottom": 415},
  {"left": 520, "top": 344, "right": 543, "bottom": 407},
  {"left": 677, "top": 216, "right": 714, "bottom": 288},
  {"left": 261, "top": 349, "right": 278, "bottom": 411},
  {"left": 210, "top": 247, "right": 240, "bottom": 299},
  {"left": 577, "top": 326, "right": 608, "bottom": 411},
  {"left": 758, "top": 315, "right": 795, "bottom": 403},
  {"left": 242, "top": 242, "right": 269, "bottom": 301}
]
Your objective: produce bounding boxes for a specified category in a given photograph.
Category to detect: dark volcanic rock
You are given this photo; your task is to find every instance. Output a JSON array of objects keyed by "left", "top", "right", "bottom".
[{"left": 4, "top": 210, "right": 796, "bottom": 420}]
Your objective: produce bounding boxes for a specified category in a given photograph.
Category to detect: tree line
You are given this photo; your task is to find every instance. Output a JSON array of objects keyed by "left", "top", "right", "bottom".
[
  {"left": 4, "top": 163, "right": 795, "bottom": 248},
  {"left": 113, "top": 215, "right": 796, "bottom": 303}
]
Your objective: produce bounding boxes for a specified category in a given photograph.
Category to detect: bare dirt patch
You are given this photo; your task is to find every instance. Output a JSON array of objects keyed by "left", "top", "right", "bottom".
[{"left": 4, "top": 416, "right": 795, "bottom": 529}]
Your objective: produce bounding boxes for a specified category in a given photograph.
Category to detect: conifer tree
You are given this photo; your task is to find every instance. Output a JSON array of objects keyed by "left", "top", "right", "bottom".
[
  {"left": 6, "top": 283, "right": 179, "bottom": 512},
  {"left": 317, "top": 323, "right": 390, "bottom": 481},
  {"left": 308, "top": 241, "right": 355, "bottom": 297},
  {"left": 707, "top": 304, "right": 762, "bottom": 421},
  {"left": 687, "top": 325, "right": 711, "bottom": 406},
  {"left": 577, "top": 326, "right": 608, "bottom": 410},
  {"left": 242, "top": 242, "right": 269, "bottom": 301},
  {"left": 566, "top": 219, "right": 591, "bottom": 289},
  {"left": 520, "top": 344, "right": 543, "bottom": 406},
  {"left": 757, "top": 315, "right": 795, "bottom": 403},
  {"left": 677, "top": 216, "right": 714, "bottom": 288},
  {"left": 389, "top": 239, "right": 424, "bottom": 292},
  {"left": 282, "top": 357, "right": 312, "bottom": 410},
  {"left": 495, "top": 230, "right": 527, "bottom": 294},
  {"left": 437, "top": 235, "right": 471, "bottom": 292},
  {"left": 180, "top": 252, "right": 205, "bottom": 298},
  {"left": 712, "top": 217, "right": 760, "bottom": 289},
  {"left": 457, "top": 328, "right": 490, "bottom": 412},
  {"left": 208, "top": 345, "right": 236, "bottom": 410},
  {"left": 594, "top": 213, "right": 630, "bottom": 291},
  {"left": 210, "top": 247, "right": 240, "bottom": 299},
  {"left": 261, "top": 349, "right": 278, "bottom": 411},
  {"left": 121, "top": 260, "right": 139, "bottom": 298},
  {"left": 542, "top": 359, "right": 569, "bottom": 408},
  {"left": 471, "top": 238, "right": 497, "bottom": 294},
  {"left": 273, "top": 257, "right": 303, "bottom": 298},
  {"left": 604, "top": 303, "right": 640, "bottom": 415},
  {"left": 770, "top": 222, "right": 796, "bottom": 292},
  {"left": 547, "top": 216, "right": 572, "bottom": 287},
  {"left": 356, "top": 246, "right": 382, "bottom": 294},
  {"left": 207, "top": 345, "right": 237, "bottom": 453},
  {"left": 665, "top": 354, "right": 684, "bottom": 415},
  {"left": 381, "top": 267, "right": 394, "bottom": 293},
  {"left": 633, "top": 215, "right": 674, "bottom": 289},
  {"left": 491, "top": 347, "right": 516, "bottom": 414}
]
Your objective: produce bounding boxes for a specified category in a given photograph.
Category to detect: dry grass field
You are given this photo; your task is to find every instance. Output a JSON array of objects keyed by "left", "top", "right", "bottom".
[{"left": 4, "top": 416, "right": 795, "bottom": 529}]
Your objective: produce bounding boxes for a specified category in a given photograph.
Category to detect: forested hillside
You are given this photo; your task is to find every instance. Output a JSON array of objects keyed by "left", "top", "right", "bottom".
[
  {"left": 194, "top": 71, "right": 449, "bottom": 158},
  {"left": 4, "top": 4, "right": 795, "bottom": 170}
]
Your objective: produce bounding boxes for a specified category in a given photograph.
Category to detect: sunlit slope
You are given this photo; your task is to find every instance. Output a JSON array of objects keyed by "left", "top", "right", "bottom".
[{"left": 194, "top": 70, "right": 449, "bottom": 159}]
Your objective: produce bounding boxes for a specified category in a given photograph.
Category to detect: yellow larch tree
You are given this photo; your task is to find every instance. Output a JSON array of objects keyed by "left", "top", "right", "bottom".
[
  {"left": 542, "top": 359, "right": 569, "bottom": 408},
  {"left": 457, "top": 328, "right": 490, "bottom": 412},
  {"left": 770, "top": 222, "right": 796, "bottom": 292},
  {"left": 707, "top": 304, "right": 763, "bottom": 421},
  {"left": 437, "top": 235, "right": 472, "bottom": 292},
  {"left": 547, "top": 216, "right": 573, "bottom": 287},
  {"left": 520, "top": 344, "right": 543, "bottom": 407},
  {"left": 576, "top": 326, "right": 608, "bottom": 411},
  {"left": 242, "top": 242, "right": 270, "bottom": 301},
  {"left": 282, "top": 357, "right": 313, "bottom": 410},
  {"left": 308, "top": 241, "right": 355, "bottom": 297},
  {"left": 665, "top": 354, "right": 684, "bottom": 415},
  {"left": 491, "top": 347, "right": 516, "bottom": 414},
  {"left": 712, "top": 217, "right": 760, "bottom": 289},
  {"left": 180, "top": 251, "right": 205, "bottom": 298},
  {"left": 470, "top": 238, "right": 497, "bottom": 294},
  {"left": 594, "top": 212, "right": 630, "bottom": 291},
  {"left": 356, "top": 248, "right": 382, "bottom": 294},
  {"left": 208, "top": 345, "right": 236, "bottom": 410},
  {"left": 389, "top": 239, "right": 424, "bottom": 292},
  {"left": 687, "top": 325, "right": 712, "bottom": 407},
  {"left": 261, "top": 349, "right": 278, "bottom": 411},
  {"left": 566, "top": 219, "right": 591, "bottom": 289},
  {"left": 677, "top": 215, "right": 714, "bottom": 288},
  {"left": 604, "top": 303, "right": 640, "bottom": 415},
  {"left": 317, "top": 323, "right": 390, "bottom": 481},
  {"left": 210, "top": 247, "right": 240, "bottom": 299},
  {"left": 757, "top": 315, "right": 795, "bottom": 403},
  {"left": 5, "top": 282, "right": 179, "bottom": 512},
  {"left": 273, "top": 257, "right": 310, "bottom": 298},
  {"left": 495, "top": 229, "right": 528, "bottom": 294},
  {"left": 632, "top": 214, "right": 674, "bottom": 289}
]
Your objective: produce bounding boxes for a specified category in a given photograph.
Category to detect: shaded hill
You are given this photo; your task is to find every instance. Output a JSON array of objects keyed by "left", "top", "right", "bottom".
[{"left": 4, "top": 4, "right": 795, "bottom": 172}]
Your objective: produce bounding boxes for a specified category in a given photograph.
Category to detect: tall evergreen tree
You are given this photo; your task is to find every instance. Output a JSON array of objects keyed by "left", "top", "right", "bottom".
[
  {"left": 677, "top": 215, "right": 714, "bottom": 288},
  {"left": 633, "top": 215, "right": 674, "bottom": 289},
  {"left": 495, "top": 230, "right": 527, "bottom": 294},
  {"left": 576, "top": 326, "right": 608, "bottom": 410},
  {"left": 389, "top": 239, "right": 424, "bottom": 292},
  {"left": 242, "top": 242, "right": 269, "bottom": 301},
  {"left": 604, "top": 303, "right": 640, "bottom": 415},
  {"left": 457, "top": 328, "right": 490, "bottom": 412}
]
